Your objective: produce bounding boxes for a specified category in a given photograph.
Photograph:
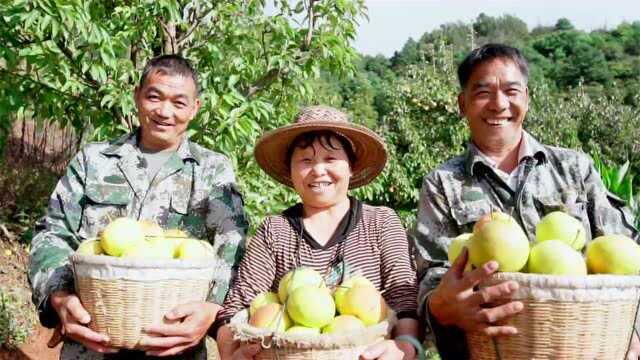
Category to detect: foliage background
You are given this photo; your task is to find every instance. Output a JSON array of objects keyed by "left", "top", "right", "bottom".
[{"left": 1, "top": 4, "right": 639, "bottom": 233}]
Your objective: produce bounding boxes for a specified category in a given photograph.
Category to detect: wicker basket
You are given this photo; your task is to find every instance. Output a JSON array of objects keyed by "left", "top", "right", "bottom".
[
  {"left": 70, "top": 253, "right": 217, "bottom": 349},
  {"left": 467, "top": 272, "right": 640, "bottom": 360},
  {"left": 229, "top": 309, "right": 397, "bottom": 359}
]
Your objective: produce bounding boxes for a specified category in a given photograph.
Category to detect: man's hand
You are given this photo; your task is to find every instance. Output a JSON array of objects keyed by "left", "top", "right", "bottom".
[
  {"left": 139, "top": 301, "right": 221, "bottom": 356},
  {"left": 627, "top": 332, "right": 640, "bottom": 359},
  {"left": 230, "top": 343, "right": 262, "bottom": 360},
  {"left": 428, "top": 249, "right": 523, "bottom": 336},
  {"left": 50, "top": 291, "right": 118, "bottom": 353},
  {"left": 360, "top": 339, "right": 408, "bottom": 360}
]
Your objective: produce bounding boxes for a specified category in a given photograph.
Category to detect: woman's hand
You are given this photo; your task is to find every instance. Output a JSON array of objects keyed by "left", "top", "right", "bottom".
[
  {"left": 139, "top": 301, "right": 221, "bottom": 356},
  {"left": 360, "top": 339, "right": 407, "bottom": 360},
  {"left": 50, "top": 291, "right": 118, "bottom": 354}
]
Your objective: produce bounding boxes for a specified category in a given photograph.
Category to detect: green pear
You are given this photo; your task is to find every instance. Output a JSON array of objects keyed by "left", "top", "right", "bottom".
[
  {"left": 278, "top": 267, "right": 325, "bottom": 303},
  {"left": 528, "top": 240, "right": 587, "bottom": 275},
  {"left": 286, "top": 285, "right": 335, "bottom": 328},
  {"left": 334, "top": 275, "right": 374, "bottom": 313},
  {"left": 335, "top": 285, "right": 386, "bottom": 326},
  {"left": 76, "top": 239, "right": 104, "bottom": 255},
  {"left": 586, "top": 235, "right": 640, "bottom": 275},
  {"left": 100, "top": 217, "right": 146, "bottom": 257},
  {"left": 469, "top": 212, "right": 529, "bottom": 272},
  {"left": 536, "top": 211, "right": 586, "bottom": 250},
  {"left": 322, "top": 315, "right": 365, "bottom": 334},
  {"left": 448, "top": 233, "right": 473, "bottom": 271},
  {"left": 286, "top": 325, "right": 321, "bottom": 335},
  {"left": 250, "top": 291, "right": 280, "bottom": 317},
  {"left": 249, "top": 303, "right": 291, "bottom": 332}
]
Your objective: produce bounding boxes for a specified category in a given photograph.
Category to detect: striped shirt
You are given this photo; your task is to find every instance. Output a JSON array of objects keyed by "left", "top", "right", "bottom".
[{"left": 218, "top": 199, "right": 418, "bottom": 324}]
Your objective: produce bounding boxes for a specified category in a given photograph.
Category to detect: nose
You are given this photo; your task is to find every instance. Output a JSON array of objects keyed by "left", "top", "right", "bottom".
[
  {"left": 156, "top": 101, "right": 172, "bottom": 119},
  {"left": 489, "top": 91, "right": 509, "bottom": 112},
  {"left": 310, "top": 161, "right": 327, "bottom": 175}
]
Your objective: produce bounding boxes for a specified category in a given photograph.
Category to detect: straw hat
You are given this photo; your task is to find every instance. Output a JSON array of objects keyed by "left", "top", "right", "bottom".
[{"left": 254, "top": 106, "right": 387, "bottom": 189}]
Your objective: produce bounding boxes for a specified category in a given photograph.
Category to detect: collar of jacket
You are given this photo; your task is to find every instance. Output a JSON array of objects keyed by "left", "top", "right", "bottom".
[
  {"left": 100, "top": 128, "right": 202, "bottom": 165},
  {"left": 464, "top": 130, "right": 548, "bottom": 177}
]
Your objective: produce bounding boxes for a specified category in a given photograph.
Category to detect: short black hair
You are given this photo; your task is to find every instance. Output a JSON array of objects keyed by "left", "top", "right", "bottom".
[
  {"left": 286, "top": 131, "right": 356, "bottom": 168},
  {"left": 139, "top": 55, "right": 199, "bottom": 94},
  {"left": 457, "top": 43, "right": 529, "bottom": 89}
]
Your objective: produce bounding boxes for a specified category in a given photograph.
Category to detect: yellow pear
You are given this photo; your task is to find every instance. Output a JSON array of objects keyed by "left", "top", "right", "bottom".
[
  {"left": 586, "top": 235, "right": 640, "bottom": 275},
  {"left": 120, "top": 240, "right": 154, "bottom": 258},
  {"left": 138, "top": 219, "right": 164, "bottom": 238},
  {"left": 322, "top": 315, "right": 365, "bottom": 334},
  {"left": 536, "top": 211, "right": 586, "bottom": 251},
  {"left": 100, "top": 217, "right": 146, "bottom": 257},
  {"left": 335, "top": 285, "right": 387, "bottom": 326},
  {"left": 147, "top": 237, "right": 177, "bottom": 259},
  {"left": 76, "top": 239, "right": 104, "bottom": 255},
  {"left": 469, "top": 212, "right": 529, "bottom": 272},
  {"left": 163, "top": 228, "right": 189, "bottom": 256},
  {"left": 528, "top": 240, "right": 587, "bottom": 275},
  {"left": 286, "top": 326, "right": 321, "bottom": 335},
  {"left": 286, "top": 285, "right": 335, "bottom": 328},
  {"left": 176, "top": 238, "right": 214, "bottom": 260},
  {"left": 448, "top": 233, "right": 473, "bottom": 271},
  {"left": 334, "top": 275, "right": 374, "bottom": 312},
  {"left": 249, "top": 303, "right": 291, "bottom": 332},
  {"left": 250, "top": 291, "right": 280, "bottom": 317},
  {"left": 278, "top": 267, "right": 325, "bottom": 303}
]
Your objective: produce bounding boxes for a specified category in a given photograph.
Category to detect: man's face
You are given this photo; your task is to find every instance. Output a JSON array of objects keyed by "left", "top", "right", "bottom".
[
  {"left": 135, "top": 70, "right": 200, "bottom": 151},
  {"left": 458, "top": 58, "right": 529, "bottom": 151}
]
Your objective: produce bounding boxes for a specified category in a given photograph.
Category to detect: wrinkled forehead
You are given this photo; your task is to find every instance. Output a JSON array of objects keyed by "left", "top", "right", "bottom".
[
  {"left": 140, "top": 69, "right": 198, "bottom": 97},
  {"left": 467, "top": 58, "right": 527, "bottom": 89}
]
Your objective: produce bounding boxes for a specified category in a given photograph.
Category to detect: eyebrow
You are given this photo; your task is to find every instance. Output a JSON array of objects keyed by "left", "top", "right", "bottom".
[
  {"left": 145, "top": 86, "right": 190, "bottom": 100},
  {"left": 471, "top": 81, "right": 523, "bottom": 90}
]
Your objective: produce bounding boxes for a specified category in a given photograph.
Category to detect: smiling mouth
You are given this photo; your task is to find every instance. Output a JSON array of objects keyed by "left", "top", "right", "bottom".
[
  {"left": 308, "top": 181, "right": 333, "bottom": 190},
  {"left": 151, "top": 118, "right": 174, "bottom": 127},
  {"left": 484, "top": 118, "right": 511, "bottom": 126}
]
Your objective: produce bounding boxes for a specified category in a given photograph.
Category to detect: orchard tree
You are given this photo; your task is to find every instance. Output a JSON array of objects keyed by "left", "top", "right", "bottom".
[{"left": 0, "top": 0, "right": 367, "bottom": 228}]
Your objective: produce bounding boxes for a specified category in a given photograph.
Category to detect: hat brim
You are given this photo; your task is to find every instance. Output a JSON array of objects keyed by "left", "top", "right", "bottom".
[{"left": 254, "top": 121, "right": 387, "bottom": 189}]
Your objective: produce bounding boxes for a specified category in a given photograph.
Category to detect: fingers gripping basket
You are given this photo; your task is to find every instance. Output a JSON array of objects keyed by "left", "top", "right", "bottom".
[
  {"left": 467, "top": 272, "right": 640, "bottom": 360},
  {"left": 70, "top": 253, "right": 217, "bottom": 349},
  {"left": 229, "top": 309, "right": 397, "bottom": 359}
]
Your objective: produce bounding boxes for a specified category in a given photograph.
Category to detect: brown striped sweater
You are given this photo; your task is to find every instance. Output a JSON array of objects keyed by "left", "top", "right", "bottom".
[{"left": 217, "top": 199, "right": 418, "bottom": 325}]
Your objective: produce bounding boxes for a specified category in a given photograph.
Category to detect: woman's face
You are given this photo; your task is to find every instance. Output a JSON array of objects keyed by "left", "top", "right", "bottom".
[{"left": 290, "top": 136, "right": 352, "bottom": 210}]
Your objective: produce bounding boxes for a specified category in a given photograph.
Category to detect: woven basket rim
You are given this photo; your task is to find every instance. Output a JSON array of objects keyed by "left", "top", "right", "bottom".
[
  {"left": 488, "top": 272, "right": 640, "bottom": 289},
  {"left": 70, "top": 253, "right": 215, "bottom": 270}
]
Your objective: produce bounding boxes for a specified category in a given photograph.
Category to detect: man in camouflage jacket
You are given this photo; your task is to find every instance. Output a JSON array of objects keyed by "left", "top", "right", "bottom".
[
  {"left": 411, "top": 44, "right": 639, "bottom": 359},
  {"left": 28, "top": 55, "right": 247, "bottom": 359}
]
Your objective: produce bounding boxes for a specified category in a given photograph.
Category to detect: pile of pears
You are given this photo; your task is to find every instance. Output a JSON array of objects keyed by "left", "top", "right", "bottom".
[
  {"left": 448, "top": 211, "right": 640, "bottom": 276},
  {"left": 75, "top": 217, "right": 214, "bottom": 260},
  {"left": 247, "top": 267, "right": 387, "bottom": 336}
]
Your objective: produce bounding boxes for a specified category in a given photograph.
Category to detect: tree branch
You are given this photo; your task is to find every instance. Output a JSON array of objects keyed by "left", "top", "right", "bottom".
[
  {"left": 159, "top": 19, "right": 177, "bottom": 54},
  {"left": 242, "top": 68, "right": 281, "bottom": 98},
  {"left": 302, "top": 0, "right": 319, "bottom": 51},
  {"left": 55, "top": 39, "right": 100, "bottom": 89}
]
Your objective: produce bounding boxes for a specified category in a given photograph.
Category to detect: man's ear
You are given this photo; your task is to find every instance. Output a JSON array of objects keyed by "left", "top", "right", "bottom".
[
  {"left": 457, "top": 92, "right": 465, "bottom": 118},
  {"left": 191, "top": 98, "right": 202, "bottom": 119}
]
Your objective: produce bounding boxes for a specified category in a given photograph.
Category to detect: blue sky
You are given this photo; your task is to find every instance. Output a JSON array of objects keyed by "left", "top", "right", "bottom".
[{"left": 355, "top": 0, "right": 640, "bottom": 56}]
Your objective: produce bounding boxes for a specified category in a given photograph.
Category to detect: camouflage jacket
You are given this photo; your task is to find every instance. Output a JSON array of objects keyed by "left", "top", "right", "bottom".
[
  {"left": 411, "top": 131, "right": 638, "bottom": 359},
  {"left": 28, "top": 131, "right": 247, "bottom": 359}
]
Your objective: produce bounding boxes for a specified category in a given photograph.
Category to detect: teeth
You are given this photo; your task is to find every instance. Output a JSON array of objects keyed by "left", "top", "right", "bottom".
[
  {"left": 485, "top": 118, "right": 509, "bottom": 126},
  {"left": 309, "top": 182, "right": 331, "bottom": 188}
]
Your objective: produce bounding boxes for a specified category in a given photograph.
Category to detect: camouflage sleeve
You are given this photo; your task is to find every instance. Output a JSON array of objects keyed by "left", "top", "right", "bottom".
[
  {"left": 582, "top": 156, "right": 639, "bottom": 240},
  {"left": 411, "top": 174, "right": 459, "bottom": 317},
  {"left": 28, "top": 151, "right": 86, "bottom": 327},
  {"left": 205, "top": 158, "right": 248, "bottom": 305}
]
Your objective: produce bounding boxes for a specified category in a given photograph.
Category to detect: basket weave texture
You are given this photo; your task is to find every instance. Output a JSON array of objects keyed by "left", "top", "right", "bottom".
[
  {"left": 229, "top": 309, "right": 397, "bottom": 359},
  {"left": 467, "top": 272, "right": 640, "bottom": 360},
  {"left": 71, "top": 253, "right": 216, "bottom": 349}
]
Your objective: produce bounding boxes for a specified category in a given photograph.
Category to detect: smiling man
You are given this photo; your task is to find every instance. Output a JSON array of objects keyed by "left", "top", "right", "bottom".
[
  {"left": 28, "top": 55, "right": 247, "bottom": 359},
  {"left": 410, "top": 44, "right": 639, "bottom": 359}
]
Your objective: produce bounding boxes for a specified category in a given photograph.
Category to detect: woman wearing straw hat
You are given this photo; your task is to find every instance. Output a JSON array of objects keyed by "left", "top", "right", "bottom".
[{"left": 215, "top": 106, "right": 421, "bottom": 359}]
